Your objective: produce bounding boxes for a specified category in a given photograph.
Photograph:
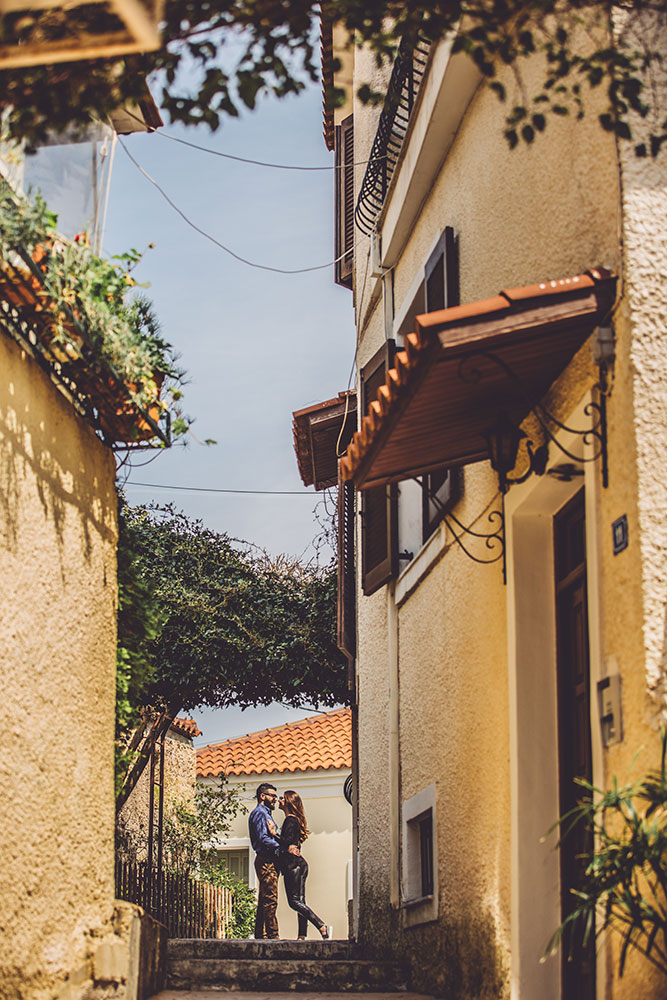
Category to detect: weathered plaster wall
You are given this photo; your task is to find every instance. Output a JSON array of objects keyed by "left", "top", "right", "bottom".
[
  {"left": 0, "top": 335, "right": 119, "bottom": 998},
  {"left": 350, "top": 21, "right": 667, "bottom": 999},
  {"left": 118, "top": 728, "right": 197, "bottom": 862}
]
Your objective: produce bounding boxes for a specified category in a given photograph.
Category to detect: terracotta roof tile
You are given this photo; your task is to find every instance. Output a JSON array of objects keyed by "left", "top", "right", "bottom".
[
  {"left": 341, "top": 268, "right": 616, "bottom": 487},
  {"left": 171, "top": 717, "right": 202, "bottom": 738},
  {"left": 196, "top": 707, "right": 351, "bottom": 778}
]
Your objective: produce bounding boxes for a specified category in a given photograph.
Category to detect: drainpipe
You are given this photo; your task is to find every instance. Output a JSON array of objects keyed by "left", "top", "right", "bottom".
[{"left": 387, "top": 580, "right": 400, "bottom": 908}]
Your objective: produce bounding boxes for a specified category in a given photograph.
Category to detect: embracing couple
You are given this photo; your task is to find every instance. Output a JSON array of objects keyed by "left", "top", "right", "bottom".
[{"left": 248, "top": 782, "right": 329, "bottom": 940}]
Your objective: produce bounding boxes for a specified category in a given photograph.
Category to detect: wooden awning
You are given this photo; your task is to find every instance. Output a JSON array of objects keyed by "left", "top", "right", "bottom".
[
  {"left": 342, "top": 270, "right": 616, "bottom": 489},
  {"left": 293, "top": 391, "right": 357, "bottom": 489}
]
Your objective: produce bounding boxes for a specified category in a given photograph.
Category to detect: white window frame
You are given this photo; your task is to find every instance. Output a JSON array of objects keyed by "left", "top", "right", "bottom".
[{"left": 401, "top": 782, "right": 438, "bottom": 926}]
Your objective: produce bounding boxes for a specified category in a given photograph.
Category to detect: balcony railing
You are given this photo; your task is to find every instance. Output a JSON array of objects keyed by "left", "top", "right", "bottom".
[{"left": 355, "top": 36, "right": 431, "bottom": 237}]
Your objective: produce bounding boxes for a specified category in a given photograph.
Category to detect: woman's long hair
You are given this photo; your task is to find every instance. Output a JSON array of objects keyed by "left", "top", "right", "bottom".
[{"left": 282, "top": 789, "right": 310, "bottom": 843}]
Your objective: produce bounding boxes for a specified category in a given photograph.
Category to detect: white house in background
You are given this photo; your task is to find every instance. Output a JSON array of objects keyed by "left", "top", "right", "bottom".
[{"left": 196, "top": 707, "right": 353, "bottom": 940}]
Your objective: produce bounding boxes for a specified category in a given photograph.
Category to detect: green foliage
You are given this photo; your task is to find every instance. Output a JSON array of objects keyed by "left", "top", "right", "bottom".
[
  {"left": 200, "top": 862, "right": 257, "bottom": 938},
  {"left": 545, "top": 731, "right": 667, "bottom": 978},
  {"left": 0, "top": 182, "right": 189, "bottom": 439},
  {"left": 164, "top": 776, "right": 245, "bottom": 871},
  {"left": 115, "top": 494, "right": 165, "bottom": 796},
  {"left": 0, "top": 2, "right": 665, "bottom": 154},
  {"left": 163, "top": 778, "right": 256, "bottom": 937},
  {"left": 120, "top": 502, "right": 347, "bottom": 715}
]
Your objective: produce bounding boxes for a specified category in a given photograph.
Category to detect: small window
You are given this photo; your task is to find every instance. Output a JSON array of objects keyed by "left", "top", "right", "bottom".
[
  {"left": 402, "top": 783, "right": 437, "bottom": 925},
  {"left": 418, "top": 811, "right": 434, "bottom": 897},
  {"left": 406, "top": 809, "right": 434, "bottom": 901},
  {"left": 360, "top": 342, "right": 398, "bottom": 595},
  {"left": 422, "top": 227, "right": 461, "bottom": 542},
  {"left": 218, "top": 848, "right": 250, "bottom": 884},
  {"left": 334, "top": 114, "right": 354, "bottom": 289}
]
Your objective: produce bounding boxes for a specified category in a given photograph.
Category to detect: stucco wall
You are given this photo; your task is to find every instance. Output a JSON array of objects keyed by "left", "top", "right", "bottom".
[
  {"left": 350, "top": 20, "right": 667, "bottom": 1000},
  {"left": 118, "top": 728, "right": 197, "bottom": 862},
  {"left": 0, "top": 334, "right": 119, "bottom": 997},
  {"left": 202, "top": 768, "right": 352, "bottom": 940}
]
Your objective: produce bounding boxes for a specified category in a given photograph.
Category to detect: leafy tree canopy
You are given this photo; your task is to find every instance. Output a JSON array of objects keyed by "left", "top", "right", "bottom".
[
  {"left": 1, "top": 2, "right": 665, "bottom": 154},
  {"left": 120, "top": 501, "right": 346, "bottom": 716},
  {"left": 115, "top": 500, "right": 345, "bottom": 809}
]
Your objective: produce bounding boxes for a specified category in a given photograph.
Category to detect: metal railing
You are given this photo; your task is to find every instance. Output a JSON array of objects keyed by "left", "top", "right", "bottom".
[
  {"left": 115, "top": 860, "right": 234, "bottom": 939},
  {"left": 354, "top": 35, "right": 432, "bottom": 237}
]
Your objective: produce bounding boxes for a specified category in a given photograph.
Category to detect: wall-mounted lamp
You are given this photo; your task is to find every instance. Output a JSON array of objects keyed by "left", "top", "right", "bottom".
[
  {"left": 592, "top": 324, "right": 615, "bottom": 366},
  {"left": 483, "top": 412, "right": 525, "bottom": 494},
  {"left": 483, "top": 410, "right": 548, "bottom": 495}
]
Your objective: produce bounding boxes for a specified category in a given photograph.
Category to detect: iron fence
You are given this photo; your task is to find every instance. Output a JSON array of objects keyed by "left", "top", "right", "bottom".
[{"left": 115, "top": 860, "right": 234, "bottom": 938}]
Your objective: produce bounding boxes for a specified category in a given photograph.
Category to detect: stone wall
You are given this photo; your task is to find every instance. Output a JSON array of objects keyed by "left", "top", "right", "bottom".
[{"left": 118, "top": 727, "right": 197, "bottom": 862}]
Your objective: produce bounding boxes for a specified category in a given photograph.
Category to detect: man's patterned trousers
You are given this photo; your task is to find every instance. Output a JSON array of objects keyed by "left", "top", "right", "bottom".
[{"left": 254, "top": 855, "right": 279, "bottom": 938}]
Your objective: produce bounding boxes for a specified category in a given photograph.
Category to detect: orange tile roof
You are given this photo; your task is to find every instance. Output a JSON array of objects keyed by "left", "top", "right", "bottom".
[
  {"left": 196, "top": 707, "right": 351, "bottom": 778},
  {"left": 171, "top": 717, "right": 202, "bottom": 738}
]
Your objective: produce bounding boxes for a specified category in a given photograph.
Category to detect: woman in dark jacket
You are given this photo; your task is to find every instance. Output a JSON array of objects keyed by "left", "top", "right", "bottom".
[{"left": 278, "top": 789, "right": 329, "bottom": 939}]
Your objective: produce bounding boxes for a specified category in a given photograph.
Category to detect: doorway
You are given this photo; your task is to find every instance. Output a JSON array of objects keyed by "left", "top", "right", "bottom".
[{"left": 554, "top": 490, "right": 595, "bottom": 1000}]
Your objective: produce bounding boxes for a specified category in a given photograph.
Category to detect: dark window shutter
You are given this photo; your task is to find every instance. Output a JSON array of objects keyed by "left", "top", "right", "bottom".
[
  {"left": 335, "top": 115, "right": 354, "bottom": 289},
  {"left": 361, "top": 342, "right": 398, "bottom": 595},
  {"left": 337, "top": 465, "right": 356, "bottom": 670},
  {"left": 422, "top": 227, "right": 461, "bottom": 539}
]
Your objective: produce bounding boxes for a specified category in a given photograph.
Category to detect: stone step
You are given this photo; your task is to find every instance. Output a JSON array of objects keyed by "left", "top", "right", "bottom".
[
  {"left": 168, "top": 939, "right": 354, "bottom": 962},
  {"left": 166, "top": 957, "right": 408, "bottom": 992}
]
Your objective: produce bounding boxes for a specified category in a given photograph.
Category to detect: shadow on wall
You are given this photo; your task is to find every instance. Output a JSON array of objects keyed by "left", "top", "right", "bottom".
[{"left": 0, "top": 342, "right": 116, "bottom": 570}]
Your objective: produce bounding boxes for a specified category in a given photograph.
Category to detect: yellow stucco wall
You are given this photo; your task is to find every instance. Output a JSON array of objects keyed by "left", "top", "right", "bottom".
[
  {"left": 350, "top": 22, "right": 667, "bottom": 1000},
  {"left": 0, "top": 334, "right": 119, "bottom": 998}
]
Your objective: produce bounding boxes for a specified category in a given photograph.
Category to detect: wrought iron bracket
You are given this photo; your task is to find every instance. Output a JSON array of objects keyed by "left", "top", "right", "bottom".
[
  {"left": 415, "top": 476, "right": 506, "bottom": 584},
  {"left": 458, "top": 350, "right": 611, "bottom": 491}
]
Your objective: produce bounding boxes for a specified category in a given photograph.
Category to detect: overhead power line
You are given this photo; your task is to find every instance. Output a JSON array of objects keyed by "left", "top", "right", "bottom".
[
  {"left": 154, "top": 128, "right": 385, "bottom": 171},
  {"left": 122, "top": 107, "right": 383, "bottom": 171},
  {"left": 119, "top": 137, "right": 353, "bottom": 275},
  {"left": 127, "top": 480, "right": 321, "bottom": 496}
]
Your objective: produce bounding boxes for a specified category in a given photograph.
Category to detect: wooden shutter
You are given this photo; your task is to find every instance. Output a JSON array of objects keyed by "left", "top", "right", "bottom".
[
  {"left": 361, "top": 342, "right": 398, "bottom": 595},
  {"left": 335, "top": 114, "right": 354, "bottom": 289},
  {"left": 337, "top": 464, "right": 356, "bottom": 671},
  {"left": 422, "top": 227, "right": 461, "bottom": 539}
]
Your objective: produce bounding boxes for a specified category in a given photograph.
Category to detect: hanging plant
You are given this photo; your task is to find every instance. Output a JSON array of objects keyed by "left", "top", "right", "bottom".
[{"left": 0, "top": 180, "right": 190, "bottom": 445}]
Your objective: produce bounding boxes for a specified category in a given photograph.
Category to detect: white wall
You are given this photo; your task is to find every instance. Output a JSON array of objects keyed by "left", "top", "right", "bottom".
[{"left": 201, "top": 767, "right": 352, "bottom": 940}]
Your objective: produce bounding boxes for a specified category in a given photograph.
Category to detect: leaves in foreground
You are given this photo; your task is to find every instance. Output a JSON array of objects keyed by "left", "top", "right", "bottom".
[{"left": 544, "top": 730, "right": 667, "bottom": 978}]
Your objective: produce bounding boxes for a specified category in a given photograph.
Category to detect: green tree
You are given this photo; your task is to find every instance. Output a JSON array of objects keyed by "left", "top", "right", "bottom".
[
  {"left": 1, "top": 2, "right": 665, "bottom": 154},
  {"left": 115, "top": 501, "right": 346, "bottom": 811}
]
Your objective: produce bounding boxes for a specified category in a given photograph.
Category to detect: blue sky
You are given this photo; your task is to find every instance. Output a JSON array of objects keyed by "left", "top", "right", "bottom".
[{"left": 103, "top": 82, "right": 354, "bottom": 743}]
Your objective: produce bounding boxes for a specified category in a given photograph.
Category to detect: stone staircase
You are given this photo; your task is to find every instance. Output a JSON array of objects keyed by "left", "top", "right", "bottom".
[{"left": 166, "top": 939, "right": 409, "bottom": 992}]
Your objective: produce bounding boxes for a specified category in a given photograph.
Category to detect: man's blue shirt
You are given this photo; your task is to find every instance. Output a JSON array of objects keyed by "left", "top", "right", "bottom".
[{"left": 248, "top": 801, "right": 280, "bottom": 858}]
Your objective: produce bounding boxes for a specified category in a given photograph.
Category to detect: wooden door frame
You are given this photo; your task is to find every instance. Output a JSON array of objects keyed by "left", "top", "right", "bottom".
[{"left": 504, "top": 394, "right": 605, "bottom": 1000}]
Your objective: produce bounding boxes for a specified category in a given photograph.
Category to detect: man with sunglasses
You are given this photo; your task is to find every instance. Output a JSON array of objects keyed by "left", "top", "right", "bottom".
[{"left": 249, "top": 782, "right": 299, "bottom": 939}]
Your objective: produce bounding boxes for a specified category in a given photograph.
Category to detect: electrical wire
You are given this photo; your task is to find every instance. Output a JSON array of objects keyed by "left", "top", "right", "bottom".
[
  {"left": 153, "top": 128, "right": 386, "bottom": 171},
  {"left": 127, "top": 480, "right": 321, "bottom": 496},
  {"left": 119, "top": 136, "right": 356, "bottom": 275},
  {"left": 122, "top": 106, "right": 385, "bottom": 171}
]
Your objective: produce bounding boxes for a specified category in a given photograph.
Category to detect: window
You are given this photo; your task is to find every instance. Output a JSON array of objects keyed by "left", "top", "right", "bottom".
[
  {"left": 421, "top": 227, "right": 461, "bottom": 541},
  {"left": 360, "top": 342, "right": 398, "bottom": 595},
  {"left": 402, "top": 783, "right": 437, "bottom": 926},
  {"left": 218, "top": 848, "right": 250, "bottom": 884},
  {"left": 334, "top": 114, "right": 354, "bottom": 289},
  {"left": 418, "top": 811, "right": 434, "bottom": 897}
]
